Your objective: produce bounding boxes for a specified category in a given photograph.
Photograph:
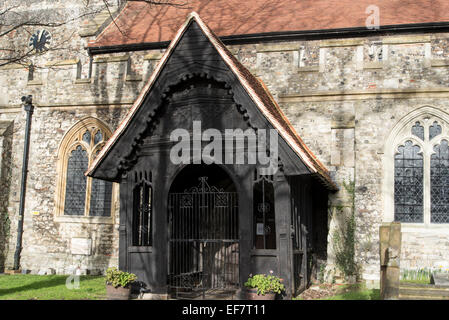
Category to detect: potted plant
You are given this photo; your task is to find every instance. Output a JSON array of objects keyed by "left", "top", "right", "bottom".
[
  {"left": 105, "top": 267, "right": 137, "bottom": 300},
  {"left": 244, "top": 272, "right": 285, "bottom": 300}
]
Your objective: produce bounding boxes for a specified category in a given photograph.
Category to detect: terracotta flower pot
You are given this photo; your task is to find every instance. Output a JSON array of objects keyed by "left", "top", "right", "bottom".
[
  {"left": 106, "top": 284, "right": 131, "bottom": 300},
  {"left": 245, "top": 288, "right": 276, "bottom": 300}
]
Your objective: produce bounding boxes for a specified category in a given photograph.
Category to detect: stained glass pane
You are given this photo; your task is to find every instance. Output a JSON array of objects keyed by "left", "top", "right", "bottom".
[
  {"left": 411, "top": 122, "right": 424, "bottom": 141},
  {"left": 94, "top": 130, "right": 103, "bottom": 145},
  {"left": 82, "top": 130, "right": 91, "bottom": 145},
  {"left": 394, "top": 141, "right": 423, "bottom": 222},
  {"left": 429, "top": 121, "right": 442, "bottom": 140},
  {"left": 89, "top": 179, "right": 113, "bottom": 217},
  {"left": 431, "top": 140, "right": 449, "bottom": 223},
  {"left": 64, "top": 145, "right": 88, "bottom": 215}
]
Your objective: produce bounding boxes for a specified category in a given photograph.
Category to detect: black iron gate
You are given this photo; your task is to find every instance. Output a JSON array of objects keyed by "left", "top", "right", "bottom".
[{"left": 168, "top": 177, "right": 239, "bottom": 299}]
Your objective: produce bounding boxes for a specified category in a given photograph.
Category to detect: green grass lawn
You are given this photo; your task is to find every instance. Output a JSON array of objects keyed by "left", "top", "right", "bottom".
[
  {"left": 400, "top": 279, "right": 430, "bottom": 285},
  {"left": 321, "top": 284, "right": 380, "bottom": 300},
  {"left": 293, "top": 283, "right": 380, "bottom": 300},
  {"left": 322, "top": 288, "right": 380, "bottom": 300},
  {"left": 0, "top": 274, "right": 106, "bottom": 300}
]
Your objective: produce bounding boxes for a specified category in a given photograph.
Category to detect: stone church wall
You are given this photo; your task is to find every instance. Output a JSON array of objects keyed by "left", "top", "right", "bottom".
[{"left": 2, "top": 2, "right": 449, "bottom": 281}]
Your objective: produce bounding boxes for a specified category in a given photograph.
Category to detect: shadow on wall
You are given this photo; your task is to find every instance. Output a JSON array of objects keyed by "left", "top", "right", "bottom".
[{"left": 0, "top": 122, "right": 14, "bottom": 273}]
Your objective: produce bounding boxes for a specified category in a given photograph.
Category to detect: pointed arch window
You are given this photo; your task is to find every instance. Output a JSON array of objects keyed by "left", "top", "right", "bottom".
[
  {"left": 391, "top": 115, "right": 449, "bottom": 224},
  {"left": 55, "top": 118, "right": 115, "bottom": 220}
]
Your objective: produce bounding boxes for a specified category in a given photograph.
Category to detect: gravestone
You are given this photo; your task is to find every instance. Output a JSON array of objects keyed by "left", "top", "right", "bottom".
[
  {"left": 379, "top": 222, "right": 401, "bottom": 300},
  {"left": 431, "top": 273, "right": 449, "bottom": 287}
]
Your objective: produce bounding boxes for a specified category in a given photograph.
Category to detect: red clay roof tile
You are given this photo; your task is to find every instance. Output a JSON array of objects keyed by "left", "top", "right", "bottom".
[{"left": 90, "top": 0, "right": 449, "bottom": 47}]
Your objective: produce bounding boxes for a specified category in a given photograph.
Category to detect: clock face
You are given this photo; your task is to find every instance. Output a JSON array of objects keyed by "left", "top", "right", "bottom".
[{"left": 29, "top": 30, "right": 51, "bottom": 53}]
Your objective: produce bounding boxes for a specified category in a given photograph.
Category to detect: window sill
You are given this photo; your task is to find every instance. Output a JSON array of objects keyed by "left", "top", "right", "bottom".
[{"left": 54, "top": 215, "right": 114, "bottom": 224}]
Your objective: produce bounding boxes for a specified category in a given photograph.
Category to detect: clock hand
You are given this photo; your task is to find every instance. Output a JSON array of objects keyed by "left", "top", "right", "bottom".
[{"left": 39, "top": 30, "right": 44, "bottom": 44}]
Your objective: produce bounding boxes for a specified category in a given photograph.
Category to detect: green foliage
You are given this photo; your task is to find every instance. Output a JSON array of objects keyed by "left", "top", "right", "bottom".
[
  {"left": 0, "top": 212, "right": 10, "bottom": 237},
  {"left": 105, "top": 268, "right": 137, "bottom": 288},
  {"left": 401, "top": 268, "right": 432, "bottom": 283},
  {"left": 401, "top": 267, "right": 449, "bottom": 283},
  {"left": 324, "top": 284, "right": 380, "bottom": 300},
  {"left": 318, "top": 264, "right": 326, "bottom": 283},
  {"left": 293, "top": 284, "right": 380, "bottom": 300},
  {"left": 342, "top": 180, "right": 355, "bottom": 198},
  {"left": 244, "top": 274, "right": 285, "bottom": 295},
  {"left": 332, "top": 179, "right": 358, "bottom": 279},
  {"left": 323, "top": 288, "right": 380, "bottom": 300},
  {"left": 332, "top": 212, "right": 358, "bottom": 277}
]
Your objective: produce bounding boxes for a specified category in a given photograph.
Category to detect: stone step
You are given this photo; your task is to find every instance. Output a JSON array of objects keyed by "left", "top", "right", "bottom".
[
  {"left": 399, "top": 283, "right": 449, "bottom": 300},
  {"left": 399, "top": 289, "right": 449, "bottom": 297},
  {"left": 399, "top": 294, "right": 449, "bottom": 300}
]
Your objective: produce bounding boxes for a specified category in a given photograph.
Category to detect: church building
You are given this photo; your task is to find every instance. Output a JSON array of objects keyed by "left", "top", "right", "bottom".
[{"left": 1, "top": 0, "right": 449, "bottom": 299}]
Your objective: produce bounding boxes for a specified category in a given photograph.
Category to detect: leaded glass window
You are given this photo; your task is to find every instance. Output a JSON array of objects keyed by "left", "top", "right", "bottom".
[
  {"left": 64, "top": 146, "right": 88, "bottom": 215},
  {"left": 90, "top": 178, "right": 113, "bottom": 217},
  {"left": 94, "top": 130, "right": 103, "bottom": 145},
  {"left": 429, "top": 121, "right": 442, "bottom": 140},
  {"left": 394, "top": 141, "right": 423, "bottom": 222},
  {"left": 392, "top": 114, "right": 449, "bottom": 225},
  {"left": 82, "top": 130, "right": 91, "bottom": 144},
  {"left": 431, "top": 140, "right": 449, "bottom": 223},
  {"left": 411, "top": 121, "right": 424, "bottom": 141},
  {"left": 56, "top": 118, "right": 114, "bottom": 219}
]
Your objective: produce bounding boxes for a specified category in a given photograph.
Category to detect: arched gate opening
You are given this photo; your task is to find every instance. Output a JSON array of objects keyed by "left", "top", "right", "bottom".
[{"left": 168, "top": 164, "right": 239, "bottom": 299}]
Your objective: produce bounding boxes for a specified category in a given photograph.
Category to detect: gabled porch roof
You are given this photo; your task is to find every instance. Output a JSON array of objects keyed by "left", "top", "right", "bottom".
[{"left": 86, "top": 12, "right": 337, "bottom": 191}]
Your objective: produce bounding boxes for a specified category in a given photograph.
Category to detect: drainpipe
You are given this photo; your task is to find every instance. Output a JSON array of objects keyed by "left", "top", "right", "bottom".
[{"left": 13, "top": 95, "right": 34, "bottom": 270}]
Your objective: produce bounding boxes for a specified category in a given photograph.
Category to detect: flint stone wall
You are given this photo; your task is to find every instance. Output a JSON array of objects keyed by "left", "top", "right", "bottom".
[{"left": 1, "top": 2, "right": 449, "bottom": 280}]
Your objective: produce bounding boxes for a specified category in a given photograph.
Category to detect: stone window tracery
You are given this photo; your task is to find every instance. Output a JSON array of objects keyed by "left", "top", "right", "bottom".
[
  {"left": 55, "top": 117, "right": 114, "bottom": 220},
  {"left": 389, "top": 112, "right": 449, "bottom": 225}
]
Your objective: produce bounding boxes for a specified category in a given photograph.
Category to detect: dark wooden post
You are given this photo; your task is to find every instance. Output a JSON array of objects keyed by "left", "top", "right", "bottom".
[
  {"left": 274, "top": 172, "right": 292, "bottom": 299},
  {"left": 379, "top": 222, "right": 401, "bottom": 300},
  {"left": 238, "top": 173, "right": 253, "bottom": 295},
  {"left": 118, "top": 173, "right": 128, "bottom": 272}
]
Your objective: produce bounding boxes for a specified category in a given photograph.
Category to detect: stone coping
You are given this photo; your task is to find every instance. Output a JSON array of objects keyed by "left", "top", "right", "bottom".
[
  {"left": 279, "top": 87, "right": 449, "bottom": 102},
  {"left": 45, "top": 59, "right": 80, "bottom": 67},
  {"left": 143, "top": 53, "right": 163, "bottom": 60},
  {"left": 297, "top": 65, "right": 319, "bottom": 72},
  {"left": 94, "top": 54, "right": 129, "bottom": 63},
  {"left": 125, "top": 75, "right": 143, "bottom": 82},
  {"left": 431, "top": 59, "right": 449, "bottom": 67},
  {"left": 320, "top": 39, "right": 364, "bottom": 48},
  {"left": 382, "top": 35, "right": 431, "bottom": 44},
  {"left": 256, "top": 43, "right": 300, "bottom": 52}
]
